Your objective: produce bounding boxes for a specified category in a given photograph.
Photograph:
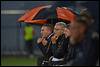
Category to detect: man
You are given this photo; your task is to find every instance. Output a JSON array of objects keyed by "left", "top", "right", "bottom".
[
  {"left": 24, "top": 23, "right": 35, "bottom": 57},
  {"left": 65, "top": 13, "right": 98, "bottom": 66},
  {"left": 37, "top": 24, "right": 54, "bottom": 66},
  {"left": 64, "top": 24, "right": 71, "bottom": 39},
  {"left": 50, "top": 22, "right": 69, "bottom": 66}
]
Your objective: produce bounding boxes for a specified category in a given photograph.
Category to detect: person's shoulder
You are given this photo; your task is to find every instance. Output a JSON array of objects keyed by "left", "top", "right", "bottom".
[{"left": 80, "top": 35, "right": 97, "bottom": 52}]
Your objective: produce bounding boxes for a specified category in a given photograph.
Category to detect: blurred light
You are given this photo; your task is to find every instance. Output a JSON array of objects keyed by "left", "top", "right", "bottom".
[{"left": 1, "top": 10, "right": 26, "bottom": 14}]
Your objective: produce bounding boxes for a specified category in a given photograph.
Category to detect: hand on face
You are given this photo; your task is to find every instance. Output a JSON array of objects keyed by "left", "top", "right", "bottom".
[
  {"left": 42, "top": 38, "right": 48, "bottom": 46},
  {"left": 37, "top": 37, "right": 48, "bottom": 46},
  {"left": 64, "top": 28, "right": 71, "bottom": 38},
  {"left": 37, "top": 38, "right": 43, "bottom": 44},
  {"left": 51, "top": 34, "right": 58, "bottom": 44},
  {"left": 51, "top": 31, "right": 61, "bottom": 44},
  {"left": 51, "top": 24, "right": 64, "bottom": 44}
]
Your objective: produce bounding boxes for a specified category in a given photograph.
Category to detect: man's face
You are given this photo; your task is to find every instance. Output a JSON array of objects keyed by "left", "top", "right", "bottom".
[
  {"left": 70, "top": 22, "right": 86, "bottom": 40},
  {"left": 54, "top": 24, "right": 64, "bottom": 35},
  {"left": 41, "top": 26, "right": 51, "bottom": 37}
]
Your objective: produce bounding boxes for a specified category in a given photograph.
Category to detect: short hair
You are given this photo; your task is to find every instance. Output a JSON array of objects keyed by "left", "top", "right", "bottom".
[
  {"left": 75, "top": 15, "right": 88, "bottom": 26},
  {"left": 56, "top": 22, "right": 67, "bottom": 28},
  {"left": 42, "top": 24, "right": 53, "bottom": 31},
  {"left": 75, "top": 10, "right": 93, "bottom": 27},
  {"left": 78, "top": 8, "right": 94, "bottom": 26}
]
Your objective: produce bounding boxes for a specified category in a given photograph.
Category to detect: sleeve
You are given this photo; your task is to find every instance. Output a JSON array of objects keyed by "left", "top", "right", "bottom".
[
  {"left": 37, "top": 43, "right": 46, "bottom": 55},
  {"left": 67, "top": 51, "right": 86, "bottom": 66},
  {"left": 54, "top": 38, "right": 69, "bottom": 58},
  {"left": 66, "top": 39, "right": 98, "bottom": 66},
  {"left": 37, "top": 38, "right": 52, "bottom": 56}
]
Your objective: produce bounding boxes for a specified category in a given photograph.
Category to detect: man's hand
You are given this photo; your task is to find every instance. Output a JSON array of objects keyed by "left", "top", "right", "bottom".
[
  {"left": 51, "top": 31, "right": 62, "bottom": 44},
  {"left": 37, "top": 38, "right": 43, "bottom": 44},
  {"left": 51, "top": 35, "right": 58, "bottom": 44},
  {"left": 42, "top": 39, "right": 48, "bottom": 46},
  {"left": 64, "top": 28, "right": 71, "bottom": 38}
]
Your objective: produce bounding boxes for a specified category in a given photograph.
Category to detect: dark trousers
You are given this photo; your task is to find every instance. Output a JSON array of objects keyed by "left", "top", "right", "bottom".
[{"left": 25, "top": 40, "right": 33, "bottom": 55}]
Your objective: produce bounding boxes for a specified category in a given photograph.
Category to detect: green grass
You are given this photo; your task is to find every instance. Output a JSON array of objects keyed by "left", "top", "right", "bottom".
[{"left": 1, "top": 56, "right": 37, "bottom": 66}]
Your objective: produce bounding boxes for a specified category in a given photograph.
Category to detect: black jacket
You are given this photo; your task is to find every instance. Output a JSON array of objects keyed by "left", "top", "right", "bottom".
[
  {"left": 37, "top": 33, "right": 54, "bottom": 60},
  {"left": 51, "top": 34, "right": 69, "bottom": 59},
  {"left": 66, "top": 36, "right": 98, "bottom": 66}
]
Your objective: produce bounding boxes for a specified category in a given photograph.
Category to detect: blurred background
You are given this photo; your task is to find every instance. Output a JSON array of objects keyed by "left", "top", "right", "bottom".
[{"left": 1, "top": 1, "right": 99, "bottom": 66}]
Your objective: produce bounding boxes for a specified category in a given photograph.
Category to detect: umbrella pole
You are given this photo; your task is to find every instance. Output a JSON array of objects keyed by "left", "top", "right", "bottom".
[{"left": 17, "top": 22, "right": 23, "bottom": 55}]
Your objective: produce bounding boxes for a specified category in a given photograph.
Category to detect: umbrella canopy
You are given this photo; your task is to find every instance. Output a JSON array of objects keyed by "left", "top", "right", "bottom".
[
  {"left": 18, "top": 5, "right": 76, "bottom": 24},
  {"left": 57, "top": 7, "right": 76, "bottom": 22}
]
